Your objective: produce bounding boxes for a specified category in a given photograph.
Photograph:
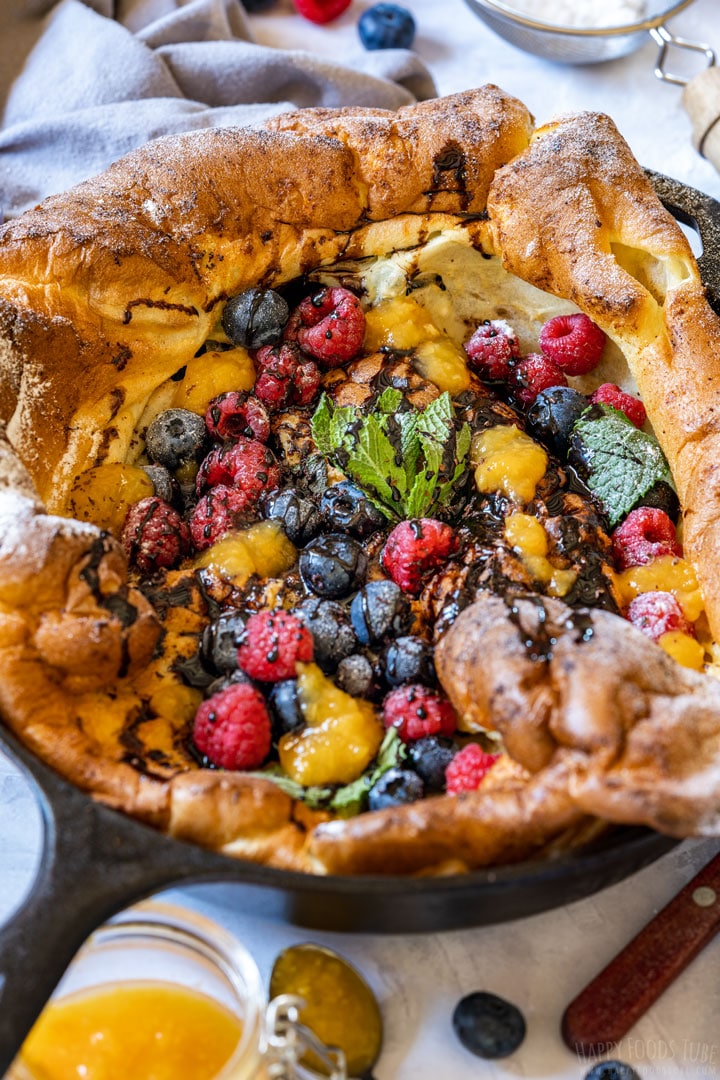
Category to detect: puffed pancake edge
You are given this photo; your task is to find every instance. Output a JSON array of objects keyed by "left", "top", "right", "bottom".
[{"left": 1, "top": 87, "right": 720, "bottom": 874}]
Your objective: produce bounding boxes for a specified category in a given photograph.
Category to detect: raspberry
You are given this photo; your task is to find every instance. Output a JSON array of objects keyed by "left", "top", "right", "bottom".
[
  {"left": 382, "top": 684, "right": 457, "bottom": 743},
  {"left": 464, "top": 319, "right": 520, "bottom": 381},
  {"left": 445, "top": 743, "right": 500, "bottom": 795},
  {"left": 612, "top": 507, "right": 681, "bottom": 570},
  {"left": 205, "top": 393, "right": 271, "bottom": 443},
  {"left": 189, "top": 485, "right": 256, "bottom": 550},
  {"left": 626, "top": 591, "right": 694, "bottom": 643},
  {"left": 195, "top": 437, "right": 281, "bottom": 500},
  {"left": 237, "top": 610, "right": 314, "bottom": 682},
  {"left": 122, "top": 497, "right": 191, "bottom": 573},
  {"left": 510, "top": 353, "right": 567, "bottom": 406},
  {"left": 285, "top": 287, "right": 365, "bottom": 368},
  {"left": 292, "top": 0, "right": 351, "bottom": 25},
  {"left": 590, "top": 383, "right": 647, "bottom": 429},
  {"left": 253, "top": 342, "right": 322, "bottom": 410},
  {"left": 381, "top": 518, "right": 458, "bottom": 594},
  {"left": 192, "top": 682, "right": 271, "bottom": 770},
  {"left": 539, "top": 313, "right": 606, "bottom": 376},
  {"left": 294, "top": 359, "right": 323, "bottom": 406}
]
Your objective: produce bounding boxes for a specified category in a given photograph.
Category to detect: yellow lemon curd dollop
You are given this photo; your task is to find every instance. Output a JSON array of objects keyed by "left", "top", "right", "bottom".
[
  {"left": 195, "top": 520, "right": 296, "bottom": 586},
  {"left": 504, "top": 512, "right": 577, "bottom": 598},
  {"left": 279, "top": 662, "right": 383, "bottom": 787},
  {"left": 363, "top": 295, "right": 470, "bottom": 394},
  {"left": 19, "top": 982, "right": 242, "bottom": 1080},
  {"left": 472, "top": 424, "right": 548, "bottom": 505},
  {"left": 658, "top": 629, "right": 706, "bottom": 671},
  {"left": 171, "top": 348, "right": 255, "bottom": 415},
  {"left": 615, "top": 554, "right": 706, "bottom": 670},
  {"left": 615, "top": 555, "right": 705, "bottom": 624},
  {"left": 67, "top": 463, "right": 154, "bottom": 536}
]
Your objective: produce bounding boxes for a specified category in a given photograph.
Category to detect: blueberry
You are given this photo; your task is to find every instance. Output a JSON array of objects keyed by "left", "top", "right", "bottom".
[
  {"left": 350, "top": 580, "right": 412, "bottom": 644},
  {"left": 407, "top": 735, "right": 457, "bottom": 791},
  {"left": 299, "top": 533, "right": 368, "bottom": 599},
  {"left": 263, "top": 488, "right": 322, "bottom": 546},
  {"left": 567, "top": 429, "right": 593, "bottom": 481},
  {"left": 268, "top": 679, "right": 305, "bottom": 737},
  {"left": 526, "top": 386, "right": 589, "bottom": 457},
  {"left": 222, "top": 288, "right": 289, "bottom": 350},
  {"left": 145, "top": 408, "right": 208, "bottom": 471},
  {"left": 452, "top": 991, "right": 526, "bottom": 1059},
  {"left": 335, "top": 654, "right": 378, "bottom": 699},
  {"left": 584, "top": 1063, "right": 641, "bottom": 1080},
  {"left": 631, "top": 479, "right": 680, "bottom": 522},
  {"left": 301, "top": 453, "right": 329, "bottom": 501},
  {"left": 204, "top": 669, "right": 252, "bottom": 699},
  {"left": 358, "top": 3, "right": 415, "bottom": 50},
  {"left": 320, "top": 482, "right": 386, "bottom": 539},
  {"left": 383, "top": 635, "right": 436, "bottom": 686},
  {"left": 295, "top": 598, "right": 357, "bottom": 671},
  {"left": 201, "top": 611, "right": 247, "bottom": 672},
  {"left": 141, "top": 464, "right": 181, "bottom": 507},
  {"left": 367, "top": 767, "right": 424, "bottom": 811}
]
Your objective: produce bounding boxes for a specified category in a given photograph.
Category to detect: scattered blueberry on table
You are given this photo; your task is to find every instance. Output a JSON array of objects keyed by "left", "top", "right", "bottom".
[
  {"left": 584, "top": 1062, "right": 642, "bottom": 1080},
  {"left": 358, "top": 3, "right": 416, "bottom": 50},
  {"left": 452, "top": 991, "right": 526, "bottom": 1059},
  {"left": 241, "top": 0, "right": 278, "bottom": 11}
]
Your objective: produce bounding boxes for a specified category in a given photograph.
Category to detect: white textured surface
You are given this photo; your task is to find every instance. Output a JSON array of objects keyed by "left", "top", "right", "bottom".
[{"left": 3, "top": 1, "right": 720, "bottom": 1076}]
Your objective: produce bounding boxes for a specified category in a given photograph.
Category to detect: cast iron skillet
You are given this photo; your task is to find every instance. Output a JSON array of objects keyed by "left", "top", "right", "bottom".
[{"left": 0, "top": 170, "right": 717, "bottom": 1074}]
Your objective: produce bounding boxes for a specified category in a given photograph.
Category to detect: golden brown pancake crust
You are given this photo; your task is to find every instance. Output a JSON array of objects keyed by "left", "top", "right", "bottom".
[{"left": 1, "top": 88, "right": 720, "bottom": 875}]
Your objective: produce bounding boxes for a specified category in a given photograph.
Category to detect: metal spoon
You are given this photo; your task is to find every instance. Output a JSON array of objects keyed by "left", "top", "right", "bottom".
[{"left": 270, "top": 943, "right": 383, "bottom": 1080}]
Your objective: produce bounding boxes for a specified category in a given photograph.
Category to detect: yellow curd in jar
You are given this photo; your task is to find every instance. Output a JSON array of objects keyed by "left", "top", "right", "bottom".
[{"left": 18, "top": 981, "right": 242, "bottom": 1080}]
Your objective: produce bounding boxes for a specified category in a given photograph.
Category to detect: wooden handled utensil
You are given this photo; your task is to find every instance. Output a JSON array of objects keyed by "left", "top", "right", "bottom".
[{"left": 562, "top": 850, "right": 720, "bottom": 1056}]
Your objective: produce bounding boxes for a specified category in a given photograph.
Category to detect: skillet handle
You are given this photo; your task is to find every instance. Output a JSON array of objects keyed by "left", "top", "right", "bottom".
[
  {"left": 647, "top": 169, "right": 720, "bottom": 317},
  {"left": 0, "top": 734, "right": 233, "bottom": 1075}
]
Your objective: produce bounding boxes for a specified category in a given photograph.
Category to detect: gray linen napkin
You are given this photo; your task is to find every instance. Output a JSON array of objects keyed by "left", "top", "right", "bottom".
[{"left": 0, "top": 0, "right": 436, "bottom": 218}]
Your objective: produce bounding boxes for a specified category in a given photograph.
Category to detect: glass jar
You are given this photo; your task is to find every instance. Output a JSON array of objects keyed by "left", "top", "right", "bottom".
[{"left": 8, "top": 901, "right": 347, "bottom": 1080}]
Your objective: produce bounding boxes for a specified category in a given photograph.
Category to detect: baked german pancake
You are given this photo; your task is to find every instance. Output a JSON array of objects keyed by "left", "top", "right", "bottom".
[{"left": 1, "top": 85, "right": 720, "bottom": 876}]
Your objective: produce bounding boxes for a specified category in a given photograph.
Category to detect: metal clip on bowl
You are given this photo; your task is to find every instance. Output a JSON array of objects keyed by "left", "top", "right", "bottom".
[{"left": 463, "top": 0, "right": 720, "bottom": 174}]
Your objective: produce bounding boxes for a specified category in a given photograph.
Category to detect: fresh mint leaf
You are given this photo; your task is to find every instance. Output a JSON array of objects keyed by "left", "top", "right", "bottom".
[
  {"left": 416, "top": 393, "right": 471, "bottom": 512},
  {"left": 310, "top": 389, "right": 470, "bottom": 520},
  {"left": 375, "top": 726, "right": 407, "bottom": 772},
  {"left": 251, "top": 731, "right": 409, "bottom": 819},
  {"left": 248, "top": 767, "right": 332, "bottom": 810},
  {"left": 342, "top": 411, "right": 406, "bottom": 518},
  {"left": 376, "top": 386, "right": 405, "bottom": 414},
  {"left": 329, "top": 774, "right": 372, "bottom": 818},
  {"left": 416, "top": 391, "right": 455, "bottom": 443},
  {"left": 309, "top": 393, "right": 334, "bottom": 457},
  {"left": 438, "top": 420, "right": 472, "bottom": 508},
  {"left": 405, "top": 468, "right": 437, "bottom": 519},
  {"left": 572, "top": 405, "right": 675, "bottom": 526}
]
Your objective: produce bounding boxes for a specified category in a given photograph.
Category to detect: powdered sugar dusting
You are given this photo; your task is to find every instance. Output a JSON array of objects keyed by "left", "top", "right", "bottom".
[{"left": 505, "top": 0, "right": 646, "bottom": 28}]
